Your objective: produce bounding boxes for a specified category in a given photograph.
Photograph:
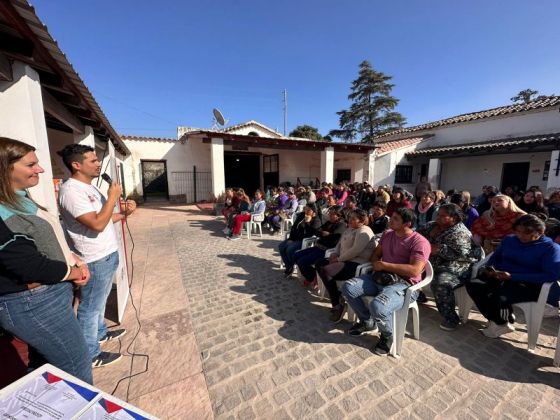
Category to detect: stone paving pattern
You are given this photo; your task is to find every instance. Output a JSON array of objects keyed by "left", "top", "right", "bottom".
[{"left": 173, "top": 213, "right": 560, "bottom": 419}]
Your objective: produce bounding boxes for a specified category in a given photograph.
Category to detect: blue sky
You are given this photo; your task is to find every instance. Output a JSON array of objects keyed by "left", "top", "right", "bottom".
[{"left": 33, "top": 0, "right": 560, "bottom": 139}]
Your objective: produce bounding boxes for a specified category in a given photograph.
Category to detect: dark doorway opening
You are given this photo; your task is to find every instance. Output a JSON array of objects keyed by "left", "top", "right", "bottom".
[
  {"left": 141, "top": 160, "right": 169, "bottom": 201},
  {"left": 224, "top": 152, "right": 261, "bottom": 194},
  {"left": 336, "top": 169, "right": 351, "bottom": 184},
  {"left": 501, "top": 162, "right": 530, "bottom": 192}
]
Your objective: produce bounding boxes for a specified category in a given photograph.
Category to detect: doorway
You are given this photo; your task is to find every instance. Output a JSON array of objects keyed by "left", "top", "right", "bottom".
[
  {"left": 224, "top": 153, "right": 261, "bottom": 194},
  {"left": 501, "top": 162, "right": 530, "bottom": 192},
  {"left": 141, "top": 160, "right": 169, "bottom": 201}
]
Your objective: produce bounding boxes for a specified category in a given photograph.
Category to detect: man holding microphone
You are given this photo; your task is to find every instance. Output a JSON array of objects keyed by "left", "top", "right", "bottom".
[{"left": 58, "top": 144, "right": 134, "bottom": 368}]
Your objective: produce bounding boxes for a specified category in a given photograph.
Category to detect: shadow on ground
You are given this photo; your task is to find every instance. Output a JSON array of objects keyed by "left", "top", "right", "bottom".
[{"left": 219, "top": 250, "right": 560, "bottom": 389}]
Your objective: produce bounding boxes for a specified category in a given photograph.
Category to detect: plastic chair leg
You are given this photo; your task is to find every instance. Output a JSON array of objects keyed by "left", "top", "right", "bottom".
[
  {"left": 346, "top": 306, "right": 357, "bottom": 323},
  {"left": 526, "top": 305, "right": 546, "bottom": 351},
  {"left": 455, "top": 287, "right": 474, "bottom": 324},
  {"left": 554, "top": 325, "right": 560, "bottom": 367},
  {"left": 411, "top": 302, "right": 420, "bottom": 339}
]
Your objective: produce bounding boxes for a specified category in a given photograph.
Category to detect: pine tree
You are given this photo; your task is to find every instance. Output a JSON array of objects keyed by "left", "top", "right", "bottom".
[
  {"left": 329, "top": 61, "right": 406, "bottom": 143},
  {"left": 289, "top": 125, "right": 323, "bottom": 140}
]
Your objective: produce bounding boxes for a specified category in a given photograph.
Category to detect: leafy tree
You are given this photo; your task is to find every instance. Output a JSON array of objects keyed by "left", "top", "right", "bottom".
[
  {"left": 329, "top": 60, "right": 406, "bottom": 143},
  {"left": 510, "top": 89, "right": 540, "bottom": 104},
  {"left": 289, "top": 125, "right": 323, "bottom": 141}
]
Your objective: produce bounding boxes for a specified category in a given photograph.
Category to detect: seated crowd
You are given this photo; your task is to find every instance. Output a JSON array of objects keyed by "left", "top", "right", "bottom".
[{"left": 221, "top": 180, "right": 560, "bottom": 355}]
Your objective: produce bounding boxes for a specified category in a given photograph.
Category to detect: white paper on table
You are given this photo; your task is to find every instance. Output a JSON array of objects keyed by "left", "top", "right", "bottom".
[
  {"left": 0, "top": 371, "right": 98, "bottom": 419},
  {"left": 77, "top": 397, "right": 149, "bottom": 420}
]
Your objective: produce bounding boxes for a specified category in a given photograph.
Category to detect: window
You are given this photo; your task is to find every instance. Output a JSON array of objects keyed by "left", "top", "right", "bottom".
[
  {"left": 394, "top": 165, "right": 413, "bottom": 184},
  {"left": 263, "top": 154, "right": 279, "bottom": 173},
  {"left": 543, "top": 160, "right": 550, "bottom": 181}
]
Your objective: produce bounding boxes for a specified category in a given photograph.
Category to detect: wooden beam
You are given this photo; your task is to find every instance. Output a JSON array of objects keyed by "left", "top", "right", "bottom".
[
  {"left": 41, "top": 87, "right": 85, "bottom": 134},
  {"left": 0, "top": 53, "right": 12, "bottom": 81},
  {"left": 0, "top": 31, "right": 33, "bottom": 56}
]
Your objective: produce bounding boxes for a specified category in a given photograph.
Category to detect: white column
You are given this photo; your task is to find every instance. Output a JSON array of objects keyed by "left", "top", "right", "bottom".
[
  {"left": 210, "top": 137, "right": 225, "bottom": 199},
  {"left": 365, "top": 150, "right": 376, "bottom": 185},
  {"left": 427, "top": 158, "right": 441, "bottom": 190},
  {"left": 320, "top": 146, "right": 334, "bottom": 184},
  {"left": 546, "top": 150, "right": 560, "bottom": 193},
  {"left": 74, "top": 125, "right": 95, "bottom": 147},
  {"left": 0, "top": 61, "right": 57, "bottom": 214}
]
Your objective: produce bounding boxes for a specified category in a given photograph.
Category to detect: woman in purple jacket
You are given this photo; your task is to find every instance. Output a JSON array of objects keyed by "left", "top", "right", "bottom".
[{"left": 466, "top": 214, "right": 560, "bottom": 339}]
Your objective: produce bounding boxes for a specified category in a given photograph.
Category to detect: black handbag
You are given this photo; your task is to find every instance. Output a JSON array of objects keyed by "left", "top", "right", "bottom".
[{"left": 372, "top": 271, "right": 405, "bottom": 286}]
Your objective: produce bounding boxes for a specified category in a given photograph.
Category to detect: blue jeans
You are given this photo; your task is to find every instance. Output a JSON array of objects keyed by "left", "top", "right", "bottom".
[
  {"left": 294, "top": 247, "right": 325, "bottom": 281},
  {"left": 342, "top": 274, "right": 417, "bottom": 338},
  {"left": 278, "top": 240, "right": 302, "bottom": 271},
  {"left": 0, "top": 282, "right": 92, "bottom": 384},
  {"left": 78, "top": 251, "right": 119, "bottom": 359}
]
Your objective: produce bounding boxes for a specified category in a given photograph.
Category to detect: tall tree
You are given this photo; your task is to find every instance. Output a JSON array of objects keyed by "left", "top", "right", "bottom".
[
  {"left": 329, "top": 61, "right": 406, "bottom": 143},
  {"left": 510, "top": 89, "right": 540, "bottom": 104},
  {"left": 289, "top": 125, "right": 323, "bottom": 140}
]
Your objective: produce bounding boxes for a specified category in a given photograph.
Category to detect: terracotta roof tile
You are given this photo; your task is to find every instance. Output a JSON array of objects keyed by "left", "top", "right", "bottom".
[
  {"left": 121, "top": 135, "right": 177, "bottom": 143},
  {"left": 405, "top": 133, "right": 560, "bottom": 158},
  {"left": 377, "top": 96, "right": 560, "bottom": 141},
  {"left": 375, "top": 137, "right": 426, "bottom": 156}
]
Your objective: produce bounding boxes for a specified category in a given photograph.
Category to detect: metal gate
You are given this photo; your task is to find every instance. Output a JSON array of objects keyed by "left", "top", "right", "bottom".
[{"left": 172, "top": 167, "right": 212, "bottom": 203}]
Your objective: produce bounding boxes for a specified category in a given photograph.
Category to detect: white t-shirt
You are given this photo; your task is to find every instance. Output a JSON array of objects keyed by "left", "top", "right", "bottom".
[{"left": 58, "top": 178, "right": 119, "bottom": 263}]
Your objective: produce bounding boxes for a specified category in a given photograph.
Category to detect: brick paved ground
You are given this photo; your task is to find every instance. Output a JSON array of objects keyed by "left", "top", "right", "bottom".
[{"left": 174, "top": 214, "right": 560, "bottom": 419}]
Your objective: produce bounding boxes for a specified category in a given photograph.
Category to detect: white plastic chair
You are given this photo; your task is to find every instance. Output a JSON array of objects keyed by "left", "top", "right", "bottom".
[
  {"left": 513, "top": 281, "right": 555, "bottom": 351},
  {"left": 361, "top": 261, "right": 434, "bottom": 358},
  {"left": 281, "top": 211, "right": 298, "bottom": 236},
  {"left": 457, "top": 255, "right": 557, "bottom": 351},
  {"left": 318, "top": 248, "right": 372, "bottom": 315},
  {"left": 454, "top": 252, "right": 490, "bottom": 324},
  {"left": 242, "top": 213, "right": 263, "bottom": 240}
]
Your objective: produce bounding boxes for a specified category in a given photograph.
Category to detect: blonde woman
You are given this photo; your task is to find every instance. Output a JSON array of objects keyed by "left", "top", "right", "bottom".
[{"left": 471, "top": 194, "right": 526, "bottom": 253}]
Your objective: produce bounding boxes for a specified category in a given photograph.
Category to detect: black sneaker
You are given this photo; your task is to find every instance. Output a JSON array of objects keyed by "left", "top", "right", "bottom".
[
  {"left": 329, "top": 302, "right": 347, "bottom": 323},
  {"left": 374, "top": 335, "right": 392, "bottom": 356},
  {"left": 92, "top": 351, "right": 123, "bottom": 368},
  {"left": 439, "top": 319, "right": 459, "bottom": 331},
  {"left": 99, "top": 328, "right": 126, "bottom": 344},
  {"left": 284, "top": 266, "right": 294, "bottom": 278},
  {"left": 348, "top": 321, "right": 378, "bottom": 336}
]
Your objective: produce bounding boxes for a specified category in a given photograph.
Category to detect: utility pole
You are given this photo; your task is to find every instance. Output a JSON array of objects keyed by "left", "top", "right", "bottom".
[{"left": 283, "top": 89, "right": 288, "bottom": 136}]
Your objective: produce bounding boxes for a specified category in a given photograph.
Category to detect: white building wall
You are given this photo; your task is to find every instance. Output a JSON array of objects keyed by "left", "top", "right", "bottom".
[
  {"left": 123, "top": 139, "right": 191, "bottom": 196},
  {"left": 374, "top": 145, "right": 426, "bottom": 190},
  {"left": 333, "top": 152, "right": 368, "bottom": 183},
  {"left": 439, "top": 152, "right": 551, "bottom": 193},
  {"left": 226, "top": 126, "right": 282, "bottom": 137},
  {"left": 420, "top": 109, "right": 560, "bottom": 148}
]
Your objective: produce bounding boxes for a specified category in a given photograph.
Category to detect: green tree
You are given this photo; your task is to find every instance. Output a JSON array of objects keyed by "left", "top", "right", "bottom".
[
  {"left": 329, "top": 61, "right": 406, "bottom": 143},
  {"left": 510, "top": 89, "right": 540, "bottom": 104},
  {"left": 289, "top": 125, "right": 323, "bottom": 141}
]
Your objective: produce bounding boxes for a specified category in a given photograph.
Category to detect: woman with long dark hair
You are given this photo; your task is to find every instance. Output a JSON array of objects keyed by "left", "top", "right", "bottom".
[{"left": 0, "top": 138, "right": 92, "bottom": 383}]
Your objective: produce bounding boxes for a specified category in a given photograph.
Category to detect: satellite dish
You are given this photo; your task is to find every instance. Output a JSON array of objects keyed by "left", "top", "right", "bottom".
[{"left": 212, "top": 108, "right": 226, "bottom": 127}]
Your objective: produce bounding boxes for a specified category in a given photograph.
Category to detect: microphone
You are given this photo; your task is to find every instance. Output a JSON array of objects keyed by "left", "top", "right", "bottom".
[{"left": 101, "top": 173, "right": 113, "bottom": 184}]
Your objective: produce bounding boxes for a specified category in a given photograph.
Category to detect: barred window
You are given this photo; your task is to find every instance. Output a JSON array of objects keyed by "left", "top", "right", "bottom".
[{"left": 394, "top": 165, "right": 413, "bottom": 184}]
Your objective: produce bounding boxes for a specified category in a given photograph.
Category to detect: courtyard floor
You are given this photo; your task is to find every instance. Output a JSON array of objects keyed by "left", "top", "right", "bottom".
[{"left": 95, "top": 204, "right": 560, "bottom": 419}]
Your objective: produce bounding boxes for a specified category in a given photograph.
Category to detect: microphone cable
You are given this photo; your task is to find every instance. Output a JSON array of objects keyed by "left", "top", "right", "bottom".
[{"left": 109, "top": 197, "right": 150, "bottom": 400}]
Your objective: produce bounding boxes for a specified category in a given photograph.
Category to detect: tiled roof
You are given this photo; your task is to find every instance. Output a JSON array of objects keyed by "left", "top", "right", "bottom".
[
  {"left": 377, "top": 96, "right": 560, "bottom": 141},
  {"left": 405, "top": 133, "right": 560, "bottom": 158},
  {"left": 222, "top": 120, "right": 283, "bottom": 137},
  {"left": 182, "top": 130, "right": 376, "bottom": 153},
  {"left": 121, "top": 135, "right": 177, "bottom": 143},
  {"left": 375, "top": 137, "right": 427, "bottom": 156},
  {"left": 5, "top": 0, "right": 129, "bottom": 155}
]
